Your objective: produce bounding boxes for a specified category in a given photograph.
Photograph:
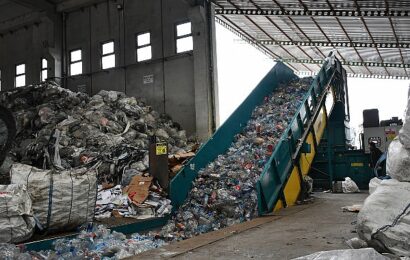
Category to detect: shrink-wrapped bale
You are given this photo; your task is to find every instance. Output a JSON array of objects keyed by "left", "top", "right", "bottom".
[
  {"left": 10, "top": 163, "right": 97, "bottom": 232},
  {"left": 386, "top": 137, "right": 410, "bottom": 182},
  {"left": 0, "top": 184, "right": 35, "bottom": 243},
  {"left": 357, "top": 179, "right": 410, "bottom": 256}
]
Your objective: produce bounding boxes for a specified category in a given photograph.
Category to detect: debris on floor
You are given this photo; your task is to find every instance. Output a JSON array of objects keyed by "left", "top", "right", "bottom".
[
  {"left": 341, "top": 177, "right": 360, "bottom": 193},
  {"left": 157, "top": 77, "right": 312, "bottom": 241},
  {"left": 292, "top": 248, "right": 389, "bottom": 260},
  {"left": 345, "top": 237, "right": 368, "bottom": 249},
  {"left": 341, "top": 204, "right": 362, "bottom": 213}
]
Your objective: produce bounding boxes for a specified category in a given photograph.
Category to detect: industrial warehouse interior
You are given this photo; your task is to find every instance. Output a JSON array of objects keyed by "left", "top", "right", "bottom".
[{"left": 0, "top": 0, "right": 410, "bottom": 259}]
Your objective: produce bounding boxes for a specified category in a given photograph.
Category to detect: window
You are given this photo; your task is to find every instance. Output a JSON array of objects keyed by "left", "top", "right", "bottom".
[
  {"left": 136, "top": 32, "right": 152, "bottom": 62},
  {"left": 15, "top": 64, "right": 26, "bottom": 88},
  {"left": 176, "top": 21, "right": 193, "bottom": 53},
  {"left": 101, "top": 41, "right": 115, "bottom": 69},
  {"left": 41, "top": 58, "right": 48, "bottom": 82},
  {"left": 70, "top": 49, "right": 82, "bottom": 76}
]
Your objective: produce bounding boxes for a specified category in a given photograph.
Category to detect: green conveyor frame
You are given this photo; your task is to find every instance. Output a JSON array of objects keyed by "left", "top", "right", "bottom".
[
  {"left": 170, "top": 55, "right": 346, "bottom": 215},
  {"left": 169, "top": 61, "right": 298, "bottom": 210}
]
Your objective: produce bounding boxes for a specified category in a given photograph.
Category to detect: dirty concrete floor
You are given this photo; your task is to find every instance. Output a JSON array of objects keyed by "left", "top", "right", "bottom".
[{"left": 137, "top": 192, "right": 368, "bottom": 260}]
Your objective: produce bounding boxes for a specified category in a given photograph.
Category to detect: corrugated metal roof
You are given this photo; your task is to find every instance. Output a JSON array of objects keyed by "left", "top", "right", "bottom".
[{"left": 213, "top": 0, "right": 410, "bottom": 79}]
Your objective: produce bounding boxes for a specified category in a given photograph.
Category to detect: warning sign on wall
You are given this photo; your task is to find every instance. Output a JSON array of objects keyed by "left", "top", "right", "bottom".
[{"left": 143, "top": 74, "right": 154, "bottom": 84}]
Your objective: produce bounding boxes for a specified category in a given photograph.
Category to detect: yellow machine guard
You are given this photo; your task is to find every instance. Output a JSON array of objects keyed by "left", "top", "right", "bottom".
[{"left": 274, "top": 105, "right": 328, "bottom": 211}]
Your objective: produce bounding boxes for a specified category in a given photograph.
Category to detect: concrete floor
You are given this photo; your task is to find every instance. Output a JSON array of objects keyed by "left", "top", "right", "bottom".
[{"left": 137, "top": 192, "right": 368, "bottom": 260}]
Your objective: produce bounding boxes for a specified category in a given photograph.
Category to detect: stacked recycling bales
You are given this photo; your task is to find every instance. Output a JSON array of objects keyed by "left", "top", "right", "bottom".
[
  {"left": 160, "top": 77, "right": 313, "bottom": 240},
  {"left": 357, "top": 88, "right": 410, "bottom": 257}
]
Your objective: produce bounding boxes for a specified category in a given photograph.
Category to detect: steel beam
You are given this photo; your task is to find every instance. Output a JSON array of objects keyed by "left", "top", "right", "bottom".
[
  {"left": 257, "top": 40, "right": 410, "bottom": 49},
  {"left": 56, "top": 0, "right": 106, "bottom": 12},
  {"left": 281, "top": 58, "right": 409, "bottom": 69},
  {"left": 296, "top": 71, "right": 409, "bottom": 80},
  {"left": 245, "top": 0, "right": 316, "bottom": 70},
  {"left": 0, "top": 11, "right": 42, "bottom": 35},
  {"left": 214, "top": 8, "right": 410, "bottom": 17},
  {"left": 9, "top": 0, "right": 54, "bottom": 11}
]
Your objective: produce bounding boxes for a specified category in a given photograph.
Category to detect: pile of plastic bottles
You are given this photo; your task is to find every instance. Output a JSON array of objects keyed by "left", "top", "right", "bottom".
[
  {"left": 4, "top": 225, "right": 166, "bottom": 259},
  {"left": 159, "top": 77, "right": 313, "bottom": 240}
]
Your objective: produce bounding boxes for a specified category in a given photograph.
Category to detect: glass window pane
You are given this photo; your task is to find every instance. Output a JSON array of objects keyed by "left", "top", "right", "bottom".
[
  {"left": 102, "top": 54, "right": 115, "bottom": 69},
  {"left": 177, "top": 36, "right": 193, "bottom": 53},
  {"left": 71, "top": 50, "right": 82, "bottom": 62},
  {"left": 177, "top": 22, "right": 191, "bottom": 37},
  {"left": 137, "top": 46, "right": 152, "bottom": 62},
  {"left": 16, "top": 75, "right": 25, "bottom": 87},
  {"left": 42, "top": 59, "right": 48, "bottom": 69},
  {"left": 70, "top": 62, "right": 82, "bottom": 76},
  {"left": 137, "top": 33, "right": 150, "bottom": 46},
  {"left": 16, "top": 64, "right": 25, "bottom": 75},
  {"left": 41, "top": 69, "right": 48, "bottom": 82},
  {"left": 102, "top": 41, "right": 114, "bottom": 55}
]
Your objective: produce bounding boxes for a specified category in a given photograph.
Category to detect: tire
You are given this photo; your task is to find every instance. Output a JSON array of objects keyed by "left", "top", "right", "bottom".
[{"left": 0, "top": 105, "right": 16, "bottom": 165}]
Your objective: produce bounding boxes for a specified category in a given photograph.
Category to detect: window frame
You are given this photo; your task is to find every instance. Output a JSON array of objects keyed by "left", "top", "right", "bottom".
[
  {"left": 41, "top": 58, "right": 48, "bottom": 82},
  {"left": 15, "top": 63, "right": 26, "bottom": 88},
  {"left": 101, "top": 40, "right": 116, "bottom": 70},
  {"left": 175, "top": 21, "right": 193, "bottom": 54},
  {"left": 136, "top": 31, "right": 152, "bottom": 62},
  {"left": 69, "top": 48, "right": 83, "bottom": 76}
]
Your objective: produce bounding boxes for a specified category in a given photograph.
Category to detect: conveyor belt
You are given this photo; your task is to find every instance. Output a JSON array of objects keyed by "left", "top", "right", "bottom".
[{"left": 171, "top": 54, "right": 346, "bottom": 215}]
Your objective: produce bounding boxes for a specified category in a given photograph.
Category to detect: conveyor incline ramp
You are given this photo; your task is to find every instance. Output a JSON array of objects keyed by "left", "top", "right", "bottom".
[{"left": 171, "top": 54, "right": 347, "bottom": 215}]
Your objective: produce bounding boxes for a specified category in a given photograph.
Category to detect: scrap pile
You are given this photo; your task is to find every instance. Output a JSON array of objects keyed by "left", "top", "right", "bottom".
[
  {"left": 356, "top": 87, "right": 410, "bottom": 257},
  {"left": 0, "top": 82, "right": 196, "bottom": 183},
  {"left": 159, "top": 77, "right": 312, "bottom": 240},
  {"left": 0, "top": 82, "right": 196, "bottom": 224},
  {"left": 0, "top": 225, "right": 165, "bottom": 259}
]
